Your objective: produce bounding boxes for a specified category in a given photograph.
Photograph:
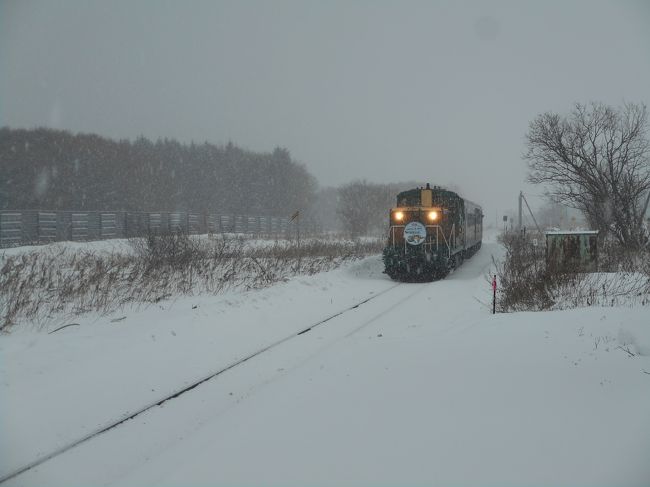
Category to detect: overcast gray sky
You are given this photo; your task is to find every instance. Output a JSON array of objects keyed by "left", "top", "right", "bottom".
[{"left": 2, "top": 0, "right": 649, "bottom": 219}]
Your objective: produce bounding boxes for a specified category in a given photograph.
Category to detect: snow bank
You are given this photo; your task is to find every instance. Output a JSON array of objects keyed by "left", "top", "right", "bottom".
[{"left": 2, "top": 240, "right": 649, "bottom": 486}]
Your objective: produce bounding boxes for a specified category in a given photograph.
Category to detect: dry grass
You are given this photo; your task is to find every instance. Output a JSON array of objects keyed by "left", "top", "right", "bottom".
[
  {"left": 0, "top": 233, "right": 384, "bottom": 331},
  {"left": 493, "top": 232, "right": 650, "bottom": 312}
]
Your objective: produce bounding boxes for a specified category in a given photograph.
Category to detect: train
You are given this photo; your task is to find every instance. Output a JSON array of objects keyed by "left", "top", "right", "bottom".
[{"left": 383, "top": 184, "right": 483, "bottom": 281}]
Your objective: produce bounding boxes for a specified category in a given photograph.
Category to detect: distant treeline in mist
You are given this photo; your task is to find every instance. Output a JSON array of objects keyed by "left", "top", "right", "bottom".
[
  {"left": 333, "top": 180, "right": 464, "bottom": 236},
  {"left": 0, "top": 127, "right": 316, "bottom": 215}
]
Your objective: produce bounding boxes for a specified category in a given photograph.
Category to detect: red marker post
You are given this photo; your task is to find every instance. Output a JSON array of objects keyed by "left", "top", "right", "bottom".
[{"left": 492, "top": 275, "right": 497, "bottom": 314}]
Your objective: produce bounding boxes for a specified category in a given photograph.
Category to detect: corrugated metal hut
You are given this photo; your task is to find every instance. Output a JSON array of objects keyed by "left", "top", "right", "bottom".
[{"left": 545, "top": 230, "right": 598, "bottom": 272}]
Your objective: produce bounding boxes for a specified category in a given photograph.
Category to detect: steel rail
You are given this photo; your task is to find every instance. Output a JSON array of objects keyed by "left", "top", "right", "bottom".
[{"left": 0, "top": 282, "right": 403, "bottom": 485}]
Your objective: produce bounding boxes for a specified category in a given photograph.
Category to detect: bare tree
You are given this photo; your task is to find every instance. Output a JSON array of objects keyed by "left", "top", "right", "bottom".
[
  {"left": 525, "top": 102, "right": 650, "bottom": 250},
  {"left": 336, "top": 180, "right": 381, "bottom": 236},
  {"left": 336, "top": 180, "right": 423, "bottom": 237},
  {"left": 536, "top": 197, "right": 570, "bottom": 230}
]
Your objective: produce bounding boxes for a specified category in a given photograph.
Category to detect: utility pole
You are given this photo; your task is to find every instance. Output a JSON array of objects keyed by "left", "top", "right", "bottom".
[
  {"left": 521, "top": 192, "right": 542, "bottom": 235},
  {"left": 492, "top": 275, "right": 497, "bottom": 314},
  {"left": 518, "top": 191, "right": 523, "bottom": 233}
]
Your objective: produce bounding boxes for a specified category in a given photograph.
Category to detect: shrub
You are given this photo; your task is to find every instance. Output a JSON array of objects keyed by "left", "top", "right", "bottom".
[
  {"left": 494, "top": 232, "right": 650, "bottom": 312},
  {"left": 0, "top": 233, "right": 384, "bottom": 331}
]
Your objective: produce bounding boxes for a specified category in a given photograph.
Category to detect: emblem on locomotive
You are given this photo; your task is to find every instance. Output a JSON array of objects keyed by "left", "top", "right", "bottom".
[{"left": 404, "top": 222, "right": 426, "bottom": 245}]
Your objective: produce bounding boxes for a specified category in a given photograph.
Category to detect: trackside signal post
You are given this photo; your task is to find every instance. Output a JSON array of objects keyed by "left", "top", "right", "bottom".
[
  {"left": 290, "top": 210, "right": 300, "bottom": 270},
  {"left": 290, "top": 210, "right": 300, "bottom": 243}
]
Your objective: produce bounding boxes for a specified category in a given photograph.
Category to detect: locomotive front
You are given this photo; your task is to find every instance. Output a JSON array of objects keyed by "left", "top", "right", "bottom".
[{"left": 383, "top": 184, "right": 460, "bottom": 281}]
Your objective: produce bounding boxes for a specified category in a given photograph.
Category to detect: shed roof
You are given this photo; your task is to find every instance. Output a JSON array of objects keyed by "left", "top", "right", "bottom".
[{"left": 545, "top": 230, "right": 599, "bottom": 235}]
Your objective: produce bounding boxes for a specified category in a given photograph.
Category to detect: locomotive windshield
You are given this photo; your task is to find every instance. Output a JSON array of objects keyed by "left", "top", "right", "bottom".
[{"left": 396, "top": 189, "right": 422, "bottom": 207}]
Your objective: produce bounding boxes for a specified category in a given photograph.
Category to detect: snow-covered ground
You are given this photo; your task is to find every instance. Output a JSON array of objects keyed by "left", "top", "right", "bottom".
[{"left": 1, "top": 236, "right": 649, "bottom": 486}]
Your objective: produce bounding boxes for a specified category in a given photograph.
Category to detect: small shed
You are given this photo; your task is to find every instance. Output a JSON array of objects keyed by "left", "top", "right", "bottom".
[{"left": 545, "top": 230, "right": 598, "bottom": 272}]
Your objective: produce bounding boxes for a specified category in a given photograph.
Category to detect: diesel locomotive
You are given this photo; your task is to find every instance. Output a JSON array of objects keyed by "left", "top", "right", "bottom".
[{"left": 383, "top": 184, "right": 483, "bottom": 281}]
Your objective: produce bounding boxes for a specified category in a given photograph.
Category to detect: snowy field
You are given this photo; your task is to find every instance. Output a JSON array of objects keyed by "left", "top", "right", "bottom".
[{"left": 1, "top": 235, "right": 649, "bottom": 486}]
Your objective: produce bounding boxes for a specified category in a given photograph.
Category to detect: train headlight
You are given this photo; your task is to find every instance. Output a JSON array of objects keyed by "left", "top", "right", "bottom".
[
  {"left": 428, "top": 210, "right": 439, "bottom": 221},
  {"left": 394, "top": 211, "right": 404, "bottom": 221}
]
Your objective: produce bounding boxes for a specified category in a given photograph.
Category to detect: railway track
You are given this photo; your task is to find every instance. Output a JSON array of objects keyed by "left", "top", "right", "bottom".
[{"left": 1, "top": 281, "right": 422, "bottom": 485}]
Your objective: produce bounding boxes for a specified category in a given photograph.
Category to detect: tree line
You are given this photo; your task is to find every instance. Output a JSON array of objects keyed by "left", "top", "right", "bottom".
[
  {"left": 0, "top": 127, "right": 317, "bottom": 216},
  {"left": 333, "top": 180, "right": 463, "bottom": 236},
  {"left": 0, "top": 127, "right": 471, "bottom": 237}
]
